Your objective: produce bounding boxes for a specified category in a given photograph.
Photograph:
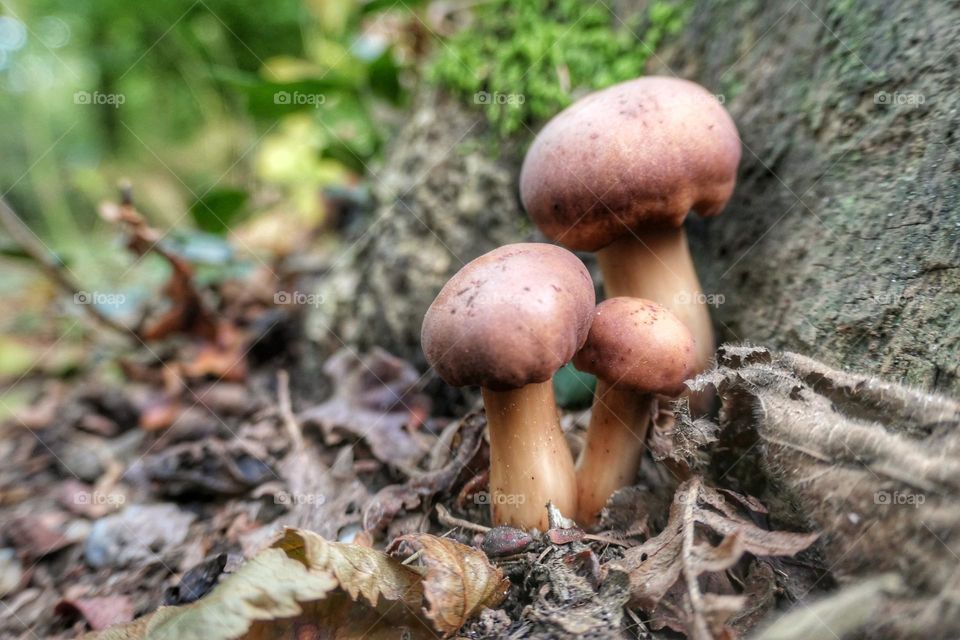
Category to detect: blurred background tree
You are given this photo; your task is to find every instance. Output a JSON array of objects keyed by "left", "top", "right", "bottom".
[{"left": 0, "top": 0, "right": 421, "bottom": 410}]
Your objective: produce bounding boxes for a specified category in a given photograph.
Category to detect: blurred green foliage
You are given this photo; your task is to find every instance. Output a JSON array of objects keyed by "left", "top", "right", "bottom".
[
  {"left": 0, "top": 0, "right": 429, "bottom": 395},
  {"left": 430, "top": 0, "right": 692, "bottom": 136},
  {"left": 0, "top": 0, "right": 413, "bottom": 275}
]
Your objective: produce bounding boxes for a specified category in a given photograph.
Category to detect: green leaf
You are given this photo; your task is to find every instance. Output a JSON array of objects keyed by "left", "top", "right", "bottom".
[
  {"left": 359, "top": 0, "right": 425, "bottom": 15},
  {"left": 188, "top": 188, "right": 249, "bottom": 234},
  {"left": 553, "top": 363, "right": 597, "bottom": 409},
  {"left": 367, "top": 49, "right": 402, "bottom": 104},
  {"left": 212, "top": 67, "right": 360, "bottom": 118}
]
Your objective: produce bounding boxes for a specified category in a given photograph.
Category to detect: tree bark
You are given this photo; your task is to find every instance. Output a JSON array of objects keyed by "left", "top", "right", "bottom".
[{"left": 668, "top": 0, "right": 959, "bottom": 395}]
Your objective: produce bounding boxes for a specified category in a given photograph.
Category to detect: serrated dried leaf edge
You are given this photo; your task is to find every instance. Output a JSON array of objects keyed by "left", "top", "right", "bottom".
[
  {"left": 275, "top": 527, "right": 425, "bottom": 612},
  {"left": 82, "top": 547, "right": 338, "bottom": 640},
  {"left": 390, "top": 534, "right": 510, "bottom": 636},
  {"left": 84, "top": 528, "right": 506, "bottom": 639}
]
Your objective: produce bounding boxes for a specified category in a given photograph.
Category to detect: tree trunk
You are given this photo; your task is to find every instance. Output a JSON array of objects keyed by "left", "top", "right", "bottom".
[
  {"left": 670, "top": 0, "right": 959, "bottom": 394},
  {"left": 308, "top": 90, "right": 524, "bottom": 366}
]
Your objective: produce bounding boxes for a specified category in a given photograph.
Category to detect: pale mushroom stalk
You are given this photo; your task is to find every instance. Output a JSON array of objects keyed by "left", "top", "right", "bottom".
[
  {"left": 482, "top": 381, "right": 577, "bottom": 528},
  {"left": 596, "top": 228, "right": 714, "bottom": 372},
  {"left": 575, "top": 380, "right": 653, "bottom": 524}
]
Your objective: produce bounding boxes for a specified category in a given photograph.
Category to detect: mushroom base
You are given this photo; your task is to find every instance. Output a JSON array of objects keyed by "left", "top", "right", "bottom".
[
  {"left": 482, "top": 381, "right": 578, "bottom": 530},
  {"left": 596, "top": 228, "right": 715, "bottom": 413},
  {"left": 575, "top": 381, "right": 653, "bottom": 526}
]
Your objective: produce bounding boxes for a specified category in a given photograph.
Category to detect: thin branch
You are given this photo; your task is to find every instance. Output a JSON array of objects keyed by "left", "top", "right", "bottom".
[
  {"left": 436, "top": 503, "right": 631, "bottom": 546},
  {"left": 436, "top": 504, "right": 490, "bottom": 533},
  {"left": 277, "top": 369, "right": 303, "bottom": 449},
  {"left": 0, "top": 195, "right": 134, "bottom": 338}
]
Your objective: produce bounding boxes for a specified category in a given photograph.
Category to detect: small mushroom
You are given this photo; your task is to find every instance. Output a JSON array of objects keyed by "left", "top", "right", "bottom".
[
  {"left": 421, "top": 243, "right": 595, "bottom": 530},
  {"left": 571, "top": 297, "right": 695, "bottom": 526},
  {"left": 520, "top": 76, "right": 740, "bottom": 377}
]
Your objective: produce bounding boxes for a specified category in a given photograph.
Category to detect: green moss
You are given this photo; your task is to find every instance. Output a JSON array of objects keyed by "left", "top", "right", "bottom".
[{"left": 429, "top": 0, "right": 692, "bottom": 136}]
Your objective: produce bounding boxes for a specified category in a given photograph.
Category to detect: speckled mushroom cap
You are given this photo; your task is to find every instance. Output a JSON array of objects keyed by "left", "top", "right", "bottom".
[
  {"left": 573, "top": 297, "right": 695, "bottom": 396},
  {"left": 520, "top": 76, "right": 741, "bottom": 252},
  {"left": 421, "top": 243, "right": 595, "bottom": 391}
]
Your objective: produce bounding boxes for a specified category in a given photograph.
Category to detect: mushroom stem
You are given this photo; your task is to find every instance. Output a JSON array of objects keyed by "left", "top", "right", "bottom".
[
  {"left": 575, "top": 380, "right": 653, "bottom": 525},
  {"left": 596, "top": 227, "right": 714, "bottom": 374},
  {"left": 482, "top": 380, "right": 577, "bottom": 530}
]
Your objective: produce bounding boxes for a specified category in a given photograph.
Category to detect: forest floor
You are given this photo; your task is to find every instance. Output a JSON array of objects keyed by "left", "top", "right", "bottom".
[{"left": 0, "top": 194, "right": 835, "bottom": 640}]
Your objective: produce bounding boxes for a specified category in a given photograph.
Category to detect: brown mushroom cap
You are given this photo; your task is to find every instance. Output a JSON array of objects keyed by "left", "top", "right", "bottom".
[
  {"left": 520, "top": 76, "right": 741, "bottom": 252},
  {"left": 572, "top": 297, "right": 695, "bottom": 396},
  {"left": 422, "top": 243, "right": 595, "bottom": 391}
]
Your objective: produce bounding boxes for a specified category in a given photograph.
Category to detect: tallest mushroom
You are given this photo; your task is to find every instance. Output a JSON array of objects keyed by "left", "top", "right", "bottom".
[{"left": 520, "top": 76, "right": 740, "bottom": 376}]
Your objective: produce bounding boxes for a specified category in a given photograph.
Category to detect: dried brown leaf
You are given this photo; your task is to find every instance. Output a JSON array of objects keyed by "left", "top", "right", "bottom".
[
  {"left": 697, "top": 509, "right": 819, "bottom": 556},
  {"left": 698, "top": 593, "right": 747, "bottom": 638},
  {"left": 364, "top": 410, "right": 486, "bottom": 531},
  {"left": 388, "top": 534, "right": 510, "bottom": 636},
  {"left": 243, "top": 595, "right": 433, "bottom": 640},
  {"left": 274, "top": 528, "right": 424, "bottom": 612},
  {"left": 99, "top": 196, "right": 218, "bottom": 342},
  {"left": 607, "top": 477, "right": 818, "bottom": 639},
  {"left": 82, "top": 547, "right": 338, "bottom": 640},
  {"left": 299, "top": 348, "right": 431, "bottom": 469},
  {"left": 7, "top": 513, "right": 78, "bottom": 558},
  {"left": 267, "top": 443, "right": 370, "bottom": 542},
  {"left": 85, "top": 527, "right": 503, "bottom": 639},
  {"left": 727, "top": 560, "right": 778, "bottom": 634}
]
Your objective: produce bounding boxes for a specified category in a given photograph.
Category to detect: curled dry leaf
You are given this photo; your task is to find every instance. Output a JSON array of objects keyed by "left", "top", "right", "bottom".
[
  {"left": 607, "top": 477, "right": 818, "bottom": 640},
  {"left": 274, "top": 528, "right": 424, "bottom": 613},
  {"left": 364, "top": 410, "right": 486, "bottom": 531},
  {"left": 84, "top": 527, "right": 507, "bottom": 639},
  {"left": 299, "top": 348, "right": 432, "bottom": 469},
  {"left": 673, "top": 345, "right": 960, "bottom": 637},
  {"left": 100, "top": 197, "right": 217, "bottom": 342},
  {"left": 388, "top": 534, "right": 510, "bottom": 636},
  {"left": 82, "top": 547, "right": 337, "bottom": 640}
]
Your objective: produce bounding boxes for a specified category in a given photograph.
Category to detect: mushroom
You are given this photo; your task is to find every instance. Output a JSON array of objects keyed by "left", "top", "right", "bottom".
[
  {"left": 571, "top": 297, "right": 695, "bottom": 525},
  {"left": 421, "top": 243, "right": 595, "bottom": 530},
  {"left": 520, "top": 76, "right": 740, "bottom": 376}
]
